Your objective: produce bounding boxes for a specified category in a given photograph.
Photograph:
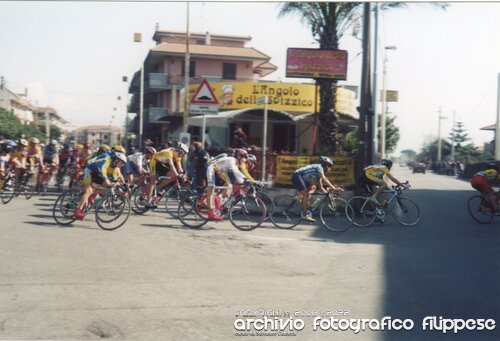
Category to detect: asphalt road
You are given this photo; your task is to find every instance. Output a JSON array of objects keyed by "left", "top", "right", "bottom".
[{"left": 0, "top": 165, "right": 498, "bottom": 340}]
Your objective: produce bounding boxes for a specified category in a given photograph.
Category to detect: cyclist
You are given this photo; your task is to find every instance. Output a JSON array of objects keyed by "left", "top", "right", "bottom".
[
  {"left": 9, "top": 139, "right": 29, "bottom": 179},
  {"left": 141, "top": 143, "right": 189, "bottom": 209},
  {"left": 0, "top": 140, "right": 16, "bottom": 178},
  {"left": 471, "top": 162, "right": 500, "bottom": 213},
  {"left": 291, "top": 156, "right": 341, "bottom": 222},
  {"left": 27, "top": 138, "right": 44, "bottom": 189},
  {"left": 41, "top": 140, "right": 60, "bottom": 187},
  {"left": 125, "top": 146, "right": 155, "bottom": 184},
  {"left": 76, "top": 142, "right": 93, "bottom": 168},
  {"left": 205, "top": 152, "right": 260, "bottom": 221},
  {"left": 56, "top": 143, "right": 71, "bottom": 186},
  {"left": 359, "top": 159, "right": 407, "bottom": 206},
  {"left": 73, "top": 150, "right": 128, "bottom": 220}
]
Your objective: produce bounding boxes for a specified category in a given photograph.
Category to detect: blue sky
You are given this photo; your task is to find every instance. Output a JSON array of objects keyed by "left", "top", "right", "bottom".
[{"left": 0, "top": 1, "right": 499, "bottom": 154}]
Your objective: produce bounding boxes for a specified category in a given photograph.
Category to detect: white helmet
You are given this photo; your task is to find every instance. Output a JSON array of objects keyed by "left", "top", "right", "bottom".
[{"left": 176, "top": 142, "right": 189, "bottom": 154}]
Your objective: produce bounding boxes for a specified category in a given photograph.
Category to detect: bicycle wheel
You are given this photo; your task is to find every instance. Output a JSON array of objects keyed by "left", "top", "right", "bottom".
[
  {"left": 319, "top": 197, "right": 353, "bottom": 232},
  {"left": 256, "top": 191, "right": 274, "bottom": 222},
  {"left": 391, "top": 197, "right": 420, "bottom": 226},
  {"left": 52, "top": 190, "right": 79, "bottom": 225},
  {"left": 467, "top": 195, "right": 493, "bottom": 224},
  {"left": 346, "top": 196, "right": 377, "bottom": 227},
  {"left": 177, "top": 193, "right": 209, "bottom": 229},
  {"left": 130, "top": 184, "right": 149, "bottom": 214},
  {"left": 270, "top": 194, "right": 301, "bottom": 229},
  {"left": 23, "top": 174, "right": 35, "bottom": 199},
  {"left": 1, "top": 177, "right": 16, "bottom": 204},
  {"left": 95, "top": 193, "right": 130, "bottom": 231},
  {"left": 229, "top": 196, "right": 266, "bottom": 231},
  {"left": 164, "top": 187, "right": 193, "bottom": 218}
]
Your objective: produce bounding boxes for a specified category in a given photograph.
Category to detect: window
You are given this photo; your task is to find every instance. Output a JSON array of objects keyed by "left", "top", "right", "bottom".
[
  {"left": 181, "top": 60, "right": 196, "bottom": 78},
  {"left": 223, "top": 63, "right": 237, "bottom": 80}
]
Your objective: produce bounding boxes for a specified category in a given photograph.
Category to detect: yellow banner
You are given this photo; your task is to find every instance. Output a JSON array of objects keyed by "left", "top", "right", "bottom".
[
  {"left": 275, "top": 156, "right": 355, "bottom": 186},
  {"left": 188, "top": 81, "right": 318, "bottom": 112}
]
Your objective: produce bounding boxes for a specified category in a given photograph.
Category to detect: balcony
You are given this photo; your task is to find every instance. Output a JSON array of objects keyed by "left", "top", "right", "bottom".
[{"left": 147, "top": 73, "right": 185, "bottom": 92}]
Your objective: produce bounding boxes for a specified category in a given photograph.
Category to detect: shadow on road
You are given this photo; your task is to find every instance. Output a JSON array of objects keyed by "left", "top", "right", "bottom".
[{"left": 308, "top": 188, "right": 500, "bottom": 340}]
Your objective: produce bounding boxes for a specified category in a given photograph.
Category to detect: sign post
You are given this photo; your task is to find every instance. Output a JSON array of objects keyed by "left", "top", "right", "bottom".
[
  {"left": 190, "top": 78, "right": 219, "bottom": 144},
  {"left": 257, "top": 96, "right": 268, "bottom": 183}
]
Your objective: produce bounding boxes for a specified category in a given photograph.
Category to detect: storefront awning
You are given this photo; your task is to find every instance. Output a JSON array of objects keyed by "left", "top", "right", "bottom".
[{"left": 188, "top": 108, "right": 311, "bottom": 128}]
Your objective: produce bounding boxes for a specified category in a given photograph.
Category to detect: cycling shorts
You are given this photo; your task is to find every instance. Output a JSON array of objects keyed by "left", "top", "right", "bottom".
[
  {"left": 471, "top": 175, "right": 494, "bottom": 194},
  {"left": 291, "top": 172, "right": 308, "bottom": 192},
  {"left": 206, "top": 165, "right": 232, "bottom": 186}
]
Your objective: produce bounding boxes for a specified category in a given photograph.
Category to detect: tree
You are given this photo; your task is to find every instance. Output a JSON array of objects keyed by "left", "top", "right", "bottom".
[
  {"left": 0, "top": 107, "right": 51, "bottom": 141},
  {"left": 401, "top": 149, "right": 417, "bottom": 160},
  {"left": 418, "top": 138, "right": 451, "bottom": 162},
  {"left": 448, "top": 121, "right": 478, "bottom": 158},
  {"left": 278, "top": 2, "right": 447, "bottom": 154},
  {"left": 379, "top": 114, "right": 400, "bottom": 154}
]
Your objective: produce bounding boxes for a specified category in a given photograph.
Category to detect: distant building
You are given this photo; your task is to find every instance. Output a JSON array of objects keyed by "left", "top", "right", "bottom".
[
  {"left": 69, "top": 125, "right": 123, "bottom": 147},
  {"left": 0, "top": 78, "right": 35, "bottom": 124},
  {"left": 33, "top": 106, "right": 70, "bottom": 142}
]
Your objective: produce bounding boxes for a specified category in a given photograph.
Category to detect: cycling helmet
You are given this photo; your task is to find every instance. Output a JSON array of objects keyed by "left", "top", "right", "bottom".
[
  {"left": 7, "top": 140, "right": 17, "bottom": 148},
  {"left": 50, "top": 139, "right": 58, "bottom": 146},
  {"left": 4, "top": 145, "right": 14, "bottom": 153},
  {"left": 17, "top": 139, "right": 28, "bottom": 147},
  {"left": 111, "top": 145, "right": 126, "bottom": 154},
  {"left": 319, "top": 156, "right": 334, "bottom": 167},
  {"left": 381, "top": 159, "right": 393, "bottom": 169},
  {"left": 29, "top": 137, "right": 40, "bottom": 144},
  {"left": 112, "top": 151, "right": 127, "bottom": 164},
  {"left": 176, "top": 142, "right": 189, "bottom": 154},
  {"left": 63, "top": 143, "right": 70, "bottom": 149},
  {"left": 144, "top": 146, "right": 157, "bottom": 156},
  {"left": 72, "top": 145, "right": 81, "bottom": 152},
  {"left": 83, "top": 142, "right": 91, "bottom": 148},
  {"left": 235, "top": 148, "right": 248, "bottom": 159},
  {"left": 247, "top": 154, "right": 257, "bottom": 163},
  {"left": 97, "top": 144, "right": 110, "bottom": 154},
  {"left": 486, "top": 162, "right": 498, "bottom": 171}
]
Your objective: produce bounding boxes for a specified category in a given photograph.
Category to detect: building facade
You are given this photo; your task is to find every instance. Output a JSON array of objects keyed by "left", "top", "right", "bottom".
[
  {"left": 127, "top": 28, "right": 357, "bottom": 154},
  {"left": 69, "top": 125, "right": 123, "bottom": 148}
]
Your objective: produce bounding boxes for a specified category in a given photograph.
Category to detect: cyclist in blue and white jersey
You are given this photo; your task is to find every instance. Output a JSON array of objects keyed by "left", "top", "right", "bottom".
[{"left": 291, "top": 156, "right": 341, "bottom": 222}]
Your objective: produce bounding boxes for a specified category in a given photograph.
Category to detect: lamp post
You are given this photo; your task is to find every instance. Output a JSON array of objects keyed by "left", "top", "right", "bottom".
[
  {"left": 133, "top": 32, "right": 144, "bottom": 150},
  {"left": 380, "top": 45, "right": 396, "bottom": 159},
  {"left": 183, "top": 3, "right": 190, "bottom": 133},
  {"left": 437, "top": 107, "right": 446, "bottom": 161}
]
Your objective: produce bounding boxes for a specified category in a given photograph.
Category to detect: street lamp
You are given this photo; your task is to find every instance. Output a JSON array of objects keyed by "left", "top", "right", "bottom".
[
  {"left": 380, "top": 45, "right": 397, "bottom": 159},
  {"left": 134, "top": 32, "right": 144, "bottom": 150}
]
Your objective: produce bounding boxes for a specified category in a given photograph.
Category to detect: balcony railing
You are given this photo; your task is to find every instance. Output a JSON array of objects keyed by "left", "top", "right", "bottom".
[{"left": 148, "top": 73, "right": 186, "bottom": 91}]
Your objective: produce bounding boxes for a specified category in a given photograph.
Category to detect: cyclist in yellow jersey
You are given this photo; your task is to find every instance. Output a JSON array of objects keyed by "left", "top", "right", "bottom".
[
  {"left": 9, "top": 139, "right": 29, "bottom": 178},
  {"left": 141, "top": 143, "right": 189, "bottom": 208},
  {"left": 27, "top": 137, "right": 44, "bottom": 190},
  {"left": 360, "top": 159, "right": 406, "bottom": 205},
  {"left": 238, "top": 152, "right": 257, "bottom": 182}
]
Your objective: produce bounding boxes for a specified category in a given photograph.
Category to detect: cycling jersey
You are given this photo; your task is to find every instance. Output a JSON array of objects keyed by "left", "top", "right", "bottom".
[
  {"left": 149, "top": 148, "right": 182, "bottom": 176},
  {"left": 363, "top": 164, "right": 390, "bottom": 184},
  {"left": 292, "top": 164, "right": 324, "bottom": 192},
  {"left": 59, "top": 148, "right": 71, "bottom": 162},
  {"left": 206, "top": 156, "right": 246, "bottom": 186},
  {"left": 43, "top": 146, "right": 58, "bottom": 164},
  {"left": 474, "top": 169, "right": 499, "bottom": 182},
  {"left": 239, "top": 162, "right": 255, "bottom": 182},
  {"left": 83, "top": 152, "right": 119, "bottom": 185},
  {"left": 125, "top": 152, "right": 145, "bottom": 175}
]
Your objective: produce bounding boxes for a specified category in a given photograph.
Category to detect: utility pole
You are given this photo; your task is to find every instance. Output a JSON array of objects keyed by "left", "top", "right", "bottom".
[
  {"left": 371, "top": 3, "right": 379, "bottom": 164},
  {"left": 357, "top": 2, "right": 372, "bottom": 174},
  {"left": 495, "top": 73, "right": 500, "bottom": 160},
  {"left": 183, "top": 2, "right": 191, "bottom": 133},
  {"left": 437, "top": 107, "right": 446, "bottom": 161}
]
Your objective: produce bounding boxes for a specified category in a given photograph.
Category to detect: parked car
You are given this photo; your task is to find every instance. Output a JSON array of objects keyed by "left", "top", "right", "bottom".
[{"left": 412, "top": 162, "right": 427, "bottom": 174}]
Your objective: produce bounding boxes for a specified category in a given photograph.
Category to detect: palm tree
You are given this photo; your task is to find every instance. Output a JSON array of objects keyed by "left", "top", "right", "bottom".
[{"left": 278, "top": 2, "right": 448, "bottom": 154}]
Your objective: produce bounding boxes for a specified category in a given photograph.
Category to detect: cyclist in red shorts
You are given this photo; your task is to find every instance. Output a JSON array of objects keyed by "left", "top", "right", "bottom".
[{"left": 471, "top": 162, "right": 499, "bottom": 212}]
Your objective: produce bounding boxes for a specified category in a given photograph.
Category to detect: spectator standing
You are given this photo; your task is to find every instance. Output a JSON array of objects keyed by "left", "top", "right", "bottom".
[{"left": 230, "top": 124, "right": 248, "bottom": 149}]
